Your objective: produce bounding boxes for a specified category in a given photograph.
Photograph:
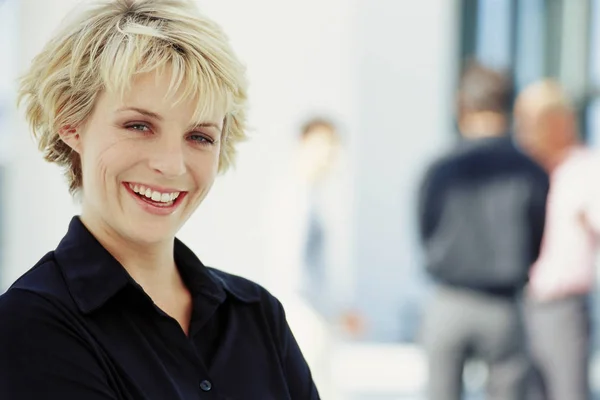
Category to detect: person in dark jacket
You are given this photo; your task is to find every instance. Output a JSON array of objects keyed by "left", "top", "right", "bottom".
[{"left": 418, "top": 61, "right": 549, "bottom": 400}]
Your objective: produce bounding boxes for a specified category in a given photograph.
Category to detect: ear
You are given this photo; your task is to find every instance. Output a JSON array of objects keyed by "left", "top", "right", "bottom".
[{"left": 58, "top": 125, "right": 82, "bottom": 153}]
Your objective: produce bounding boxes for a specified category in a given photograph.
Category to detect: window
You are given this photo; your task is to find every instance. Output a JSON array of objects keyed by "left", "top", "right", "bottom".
[
  {"left": 513, "top": 0, "right": 545, "bottom": 90},
  {"left": 475, "top": 0, "right": 513, "bottom": 70},
  {"left": 459, "top": 0, "right": 597, "bottom": 142},
  {"left": 586, "top": 98, "right": 600, "bottom": 146},
  {"left": 587, "top": 0, "right": 600, "bottom": 145}
]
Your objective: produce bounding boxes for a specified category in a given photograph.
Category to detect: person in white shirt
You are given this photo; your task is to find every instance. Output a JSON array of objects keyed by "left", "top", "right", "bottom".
[{"left": 515, "top": 79, "right": 596, "bottom": 400}]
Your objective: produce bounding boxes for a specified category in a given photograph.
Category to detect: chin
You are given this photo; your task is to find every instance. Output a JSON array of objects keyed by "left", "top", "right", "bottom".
[
  {"left": 119, "top": 215, "right": 180, "bottom": 245},
  {"left": 129, "top": 225, "right": 177, "bottom": 246}
]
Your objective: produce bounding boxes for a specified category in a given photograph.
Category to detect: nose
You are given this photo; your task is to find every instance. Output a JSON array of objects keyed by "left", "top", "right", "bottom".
[{"left": 149, "top": 135, "right": 186, "bottom": 177}]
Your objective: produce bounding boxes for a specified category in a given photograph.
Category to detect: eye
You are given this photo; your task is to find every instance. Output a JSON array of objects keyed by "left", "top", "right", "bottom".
[
  {"left": 188, "top": 133, "right": 214, "bottom": 146},
  {"left": 125, "top": 123, "right": 152, "bottom": 133}
]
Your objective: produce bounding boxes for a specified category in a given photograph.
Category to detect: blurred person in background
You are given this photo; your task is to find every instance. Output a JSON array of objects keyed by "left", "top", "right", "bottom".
[
  {"left": 295, "top": 118, "right": 361, "bottom": 333},
  {"left": 264, "top": 117, "right": 361, "bottom": 397},
  {"left": 418, "top": 61, "right": 549, "bottom": 400},
  {"left": 266, "top": 117, "right": 361, "bottom": 334},
  {"left": 0, "top": 0, "right": 319, "bottom": 399},
  {"left": 515, "top": 80, "right": 595, "bottom": 400}
]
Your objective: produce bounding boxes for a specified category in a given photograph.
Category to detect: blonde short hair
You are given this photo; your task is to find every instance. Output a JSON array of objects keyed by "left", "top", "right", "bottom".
[
  {"left": 514, "top": 79, "right": 573, "bottom": 119},
  {"left": 18, "top": 0, "right": 248, "bottom": 194}
]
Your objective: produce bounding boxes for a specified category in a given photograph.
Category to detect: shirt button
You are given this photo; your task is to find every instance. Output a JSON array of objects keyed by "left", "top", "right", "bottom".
[{"left": 200, "top": 380, "right": 212, "bottom": 392}]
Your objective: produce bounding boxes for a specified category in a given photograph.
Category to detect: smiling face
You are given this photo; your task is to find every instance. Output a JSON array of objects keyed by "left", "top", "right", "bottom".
[{"left": 63, "top": 69, "right": 226, "bottom": 246}]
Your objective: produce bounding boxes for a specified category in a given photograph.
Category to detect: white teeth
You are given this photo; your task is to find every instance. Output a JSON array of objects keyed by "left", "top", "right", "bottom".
[
  {"left": 160, "top": 193, "right": 170, "bottom": 202},
  {"left": 127, "top": 183, "right": 181, "bottom": 203}
]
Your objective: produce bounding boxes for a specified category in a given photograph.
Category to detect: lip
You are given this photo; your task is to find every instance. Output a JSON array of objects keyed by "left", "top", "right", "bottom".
[{"left": 123, "top": 182, "right": 187, "bottom": 216}]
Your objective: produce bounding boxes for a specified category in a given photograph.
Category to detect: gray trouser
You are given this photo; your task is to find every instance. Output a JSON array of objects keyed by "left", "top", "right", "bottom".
[
  {"left": 421, "top": 285, "right": 529, "bottom": 400},
  {"left": 525, "top": 295, "right": 591, "bottom": 400}
]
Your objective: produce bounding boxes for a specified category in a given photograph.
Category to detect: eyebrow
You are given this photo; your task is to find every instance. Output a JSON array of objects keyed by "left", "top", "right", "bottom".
[
  {"left": 116, "top": 107, "right": 222, "bottom": 131},
  {"left": 117, "top": 107, "right": 162, "bottom": 120}
]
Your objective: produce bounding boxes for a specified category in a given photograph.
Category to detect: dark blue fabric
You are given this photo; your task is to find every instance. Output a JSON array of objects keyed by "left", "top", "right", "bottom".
[
  {"left": 0, "top": 217, "right": 319, "bottom": 400},
  {"left": 418, "top": 137, "right": 550, "bottom": 293}
]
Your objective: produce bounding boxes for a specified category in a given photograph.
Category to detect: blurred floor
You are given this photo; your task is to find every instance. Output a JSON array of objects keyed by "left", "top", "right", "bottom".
[{"left": 329, "top": 343, "right": 600, "bottom": 400}]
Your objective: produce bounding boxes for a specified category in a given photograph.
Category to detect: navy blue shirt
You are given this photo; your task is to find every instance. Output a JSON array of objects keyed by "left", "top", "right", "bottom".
[{"left": 0, "top": 217, "right": 319, "bottom": 399}]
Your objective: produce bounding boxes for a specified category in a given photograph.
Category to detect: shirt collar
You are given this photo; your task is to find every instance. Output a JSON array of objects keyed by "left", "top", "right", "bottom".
[
  {"left": 54, "top": 216, "right": 257, "bottom": 315},
  {"left": 460, "top": 135, "right": 510, "bottom": 148}
]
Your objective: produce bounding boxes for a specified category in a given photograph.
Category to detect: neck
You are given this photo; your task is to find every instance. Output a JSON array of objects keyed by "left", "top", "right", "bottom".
[
  {"left": 295, "top": 159, "right": 329, "bottom": 185},
  {"left": 459, "top": 112, "right": 507, "bottom": 139},
  {"left": 546, "top": 144, "right": 580, "bottom": 172},
  {"left": 460, "top": 127, "right": 505, "bottom": 140},
  {"left": 79, "top": 209, "right": 180, "bottom": 294}
]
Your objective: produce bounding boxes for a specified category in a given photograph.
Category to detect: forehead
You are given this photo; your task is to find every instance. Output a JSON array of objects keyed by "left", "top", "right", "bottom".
[
  {"left": 305, "top": 124, "right": 337, "bottom": 137},
  {"left": 104, "top": 69, "right": 228, "bottom": 124}
]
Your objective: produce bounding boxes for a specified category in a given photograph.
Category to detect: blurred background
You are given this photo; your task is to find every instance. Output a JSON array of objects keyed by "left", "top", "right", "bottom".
[{"left": 3, "top": 0, "right": 600, "bottom": 399}]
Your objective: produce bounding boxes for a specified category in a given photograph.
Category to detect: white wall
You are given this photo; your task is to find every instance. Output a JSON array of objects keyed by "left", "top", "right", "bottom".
[
  {"left": 352, "top": 0, "right": 458, "bottom": 340},
  {"left": 0, "top": 0, "right": 19, "bottom": 162},
  {"left": 3, "top": 0, "right": 82, "bottom": 289}
]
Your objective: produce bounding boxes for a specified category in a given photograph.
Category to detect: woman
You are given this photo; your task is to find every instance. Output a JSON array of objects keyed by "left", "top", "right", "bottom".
[{"left": 0, "top": 0, "right": 319, "bottom": 399}]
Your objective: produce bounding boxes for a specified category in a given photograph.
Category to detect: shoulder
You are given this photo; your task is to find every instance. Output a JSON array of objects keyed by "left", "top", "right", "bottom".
[
  {"left": 0, "top": 286, "right": 53, "bottom": 318},
  {"left": 426, "top": 150, "right": 459, "bottom": 173},
  {"left": 508, "top": 146, "right": 548, "bottom": 182},
  {"left": 0, "top": 251, "right": 75, "bottom": 323},
  {"left": 577, "top": 148, "right": 600, "bottom": 171},
  {"left": 0, "top": 253, "right": 79, "bottom": 338},
  {"left": 0, "top": 284, "right": 114, "bottom": 398},
  {"left": 501, "top": 142, "right": 549, "bottom": 186},
  {"left": 488, "top": 142, "right": 550, "bottom": 193},
  {"left": 421, "top": 150, "right": 464, "bottom": 191},
  {"left": 425, "top": 141, "right": 493, "bottom": 175},
  {"left": 553, "top": 148, "right": 600, "bottom": 187},
  {"left": 0, "top": 286, "right": 74, "bottom": 348},
  {"left": 6, "top": 252, "right": 70, "bottom": 297},
  {"left": 472, "top": 139, "right": 547, "bottom": 177},
  {"left": 4, "top": 252, "right": 75, "bottom": 307}
]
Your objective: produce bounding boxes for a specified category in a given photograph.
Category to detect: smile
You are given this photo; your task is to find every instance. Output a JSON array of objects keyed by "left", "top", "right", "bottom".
[
  {"left": 128, "top": 183, "right": 180, "bottom": 204},
  {"left": 124, "top": 182, "right": 187, "bottom": 214}
]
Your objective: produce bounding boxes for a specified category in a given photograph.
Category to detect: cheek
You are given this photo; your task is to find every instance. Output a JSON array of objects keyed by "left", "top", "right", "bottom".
[
  {"left": 205, "top": 158, "right": 220, "bottom": 183},
  {"left": 191, "top": 152, "right": 220, "bottom": 187},
  {"left": 81, "top": 137, "right": 133, "bottom": 188}
]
